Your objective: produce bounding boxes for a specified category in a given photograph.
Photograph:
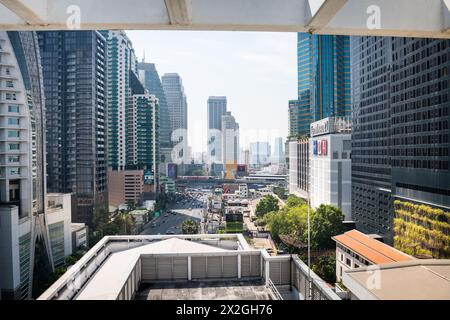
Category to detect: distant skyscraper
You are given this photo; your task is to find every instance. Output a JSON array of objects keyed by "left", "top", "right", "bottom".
[
  {"left": 221, "top": 112, "right": 239, "bottom": 165},
  {"left": 100, "top": 30, "right": 137, "bottom": 170},
  {"left": 250, "top": 142, "right": 271, "bottom": 167},
  {"left": 137, "top": 61, "right": 172, "bottom": 161},
  {"left": 289, "top": 33, "right": 351, "bottom": 137},
  {"left": 207, "top": 96, "right": 227, "bottom": 164},
  {"left": 272, "top": 137, "right": 285, "bottom": 164},
  {"left": 161, "top": 73, "right": 187, "bottom": 133},
  {"left": 38, "top": 31, "right": 108, "bottom": 224},
  {"left": 351, "top": 36, "right": 450, "bottom": 245}
]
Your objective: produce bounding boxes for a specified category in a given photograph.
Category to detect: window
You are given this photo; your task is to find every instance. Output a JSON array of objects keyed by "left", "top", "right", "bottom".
[
  {"left": 8, "top": 130, "right": 20, "bottom": 138},
  {"left": 8, "top": 105, "right": 19, "bottom": 113},
  {"left": 346, "top": 258, "right": 351, "bottom": 267},
  {"left": 10, "top": 168, "right": 20, "bottom": 175},
  {"left": 9, "top": 143, "right": 20, "bottom": 150},
  {"left": 8, "top": 155, "right": 20, "bottom": 163},
  {"left": 5, "top": 80, "right": 14, "bottom": 88},
  {"left": 5, "top": 93, "right": 16, "bottom": 100},
  {"left": 8, "top": 118, "right": 19, "bottom": 125}
]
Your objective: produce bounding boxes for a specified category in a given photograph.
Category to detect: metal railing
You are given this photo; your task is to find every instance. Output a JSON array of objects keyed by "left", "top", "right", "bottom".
[{"left": 266, "top": 278, "right": 283, "bottom": 300}]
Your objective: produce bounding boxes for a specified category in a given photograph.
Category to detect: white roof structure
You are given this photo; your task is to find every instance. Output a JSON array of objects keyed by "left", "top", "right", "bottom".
[
  {"left": 343, "top": 259, "right": 450, "bottom": 300},
  {"left": 1, "top": 0, "right": 450, "bottom": 38},
  {"left": 75, "top": 238, "right": 227, "bottom": 300}
]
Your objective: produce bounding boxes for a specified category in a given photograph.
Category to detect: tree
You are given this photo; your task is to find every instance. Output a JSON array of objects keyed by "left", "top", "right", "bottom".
[
  {"left": 312, "top": 256, "right": 336, "bottom": 284},
  {"left": 182, "top": 219, "right": 199, "bottom": 234},
  {"left": 266, "top": 204, "right": 308, "bottom": 242},
  {"left": 285, "top": 195, "right": 306, "bottom": 208},
  {"left": 255, "top": 195, "right": 279, "bottom": 217},
  {"left": 310, "top": 204, "right": 345, "bottom": 249}
]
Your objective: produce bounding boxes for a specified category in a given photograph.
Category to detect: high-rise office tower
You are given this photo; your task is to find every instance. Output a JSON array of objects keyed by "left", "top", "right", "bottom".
[
  {"left": 100, "top": 30, "right": 137, "bottom": 170},
  {"left": 272, "top": 137, "right": 285, "bottom": 164},
  {"left": 0, "top": 31, "right": 72, "bottom": 300},
  {"left": 161, "top": 73, "right": 187, "bottom": 134},
  {"left": 289, "top": 33, "right": 351, "bottom": 138},
  {"left": 137, "top": 61, "right": 172, "bottom": 164},
  {"left": 221, "top": 112, "right": 239, "bottom": 180},
  {"left": 126, "top": 71, "right": 160, "bottom": 191},
  {"left": 250, "top": 142, "right": 271, "bottom": 167},
  {"left": 221, "top": 112, "right": 239, "bottom": 165},
  {"left": 351, "top": 36, "right": 450, "bottom": 250},
  {"left": 207, "top": 96, "right": 227, "bottom": 164},
  {"left": 288, "top": 33, "right": 351, "bottom": 199},
  {"left": 38, "top": 31, "right": 108, "bottom": 224}
]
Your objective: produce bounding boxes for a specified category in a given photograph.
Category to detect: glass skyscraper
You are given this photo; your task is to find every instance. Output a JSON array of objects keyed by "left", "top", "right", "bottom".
[
  {"left": 137, "top": 61, "right": 171, "bottom": 150},
  {"left": 289, "top": 33, "right": 351, "bottom": 137},
  {"left": 38, "top": 31, "right": 108, "bottom": 225}
]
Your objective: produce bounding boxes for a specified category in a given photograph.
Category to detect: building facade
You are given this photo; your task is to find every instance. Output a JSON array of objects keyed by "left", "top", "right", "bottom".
[
  {"left": 249, "top": 142, "right": 271, "bottom": 167},
  {"left": 127, "top": 70, "right": 159, "bottom": 193},
  {"left": 351, "top": 36, "right": 450, "bottom": 245},
  {"left": 288, "top": 138, "right": 309, "bottom": 199},
  {"left": 161, "top": 73, "right": 187, "bottom": 134},
  {"left": 272, "top": 137, "right": 285, "bottom": 164},
  {"left": 108, "top": 169, "right": 144, "bottom": 207},
  {"left": 207, "top": 96, "right": 227, "bottom": 165},
  {"left": 137, "top": 61, "right": 172, "bottom": 164},
  {"left": 0, "top": 31, "right": 72, "bottom": 300},
  {"left": 310, "top": 117, "right": 352, "bottom": 220},
  {"left": 289, "top": 33, "right": 351, "bottom": 139},
  {"left": 100, "top": 30, "right": 137, "bottom": 170},
  {"left": 38, "top": 31, "right": 108, "bottom": 224}
]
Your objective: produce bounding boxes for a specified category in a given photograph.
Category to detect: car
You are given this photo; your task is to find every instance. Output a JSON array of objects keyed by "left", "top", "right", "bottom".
[
  {"left": 164, "top": 213, "right": 169, "bottom": 217},
  {"left": 189, "top": 207, "right": 192, "bottom": 211},
  {"left": 165, "top": 230, "right": 175, "bottom": 235},
  {"left": 172, "top": 211, "right": 177, "bottom": 215}
]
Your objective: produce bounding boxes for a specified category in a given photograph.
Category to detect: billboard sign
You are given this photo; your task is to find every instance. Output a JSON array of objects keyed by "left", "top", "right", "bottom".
[
  {"left": 312, "top": 139, "right": 328, "bottom": 156},
  {"left": 167, "top": 163, "right": 178, "bottom": 179}
]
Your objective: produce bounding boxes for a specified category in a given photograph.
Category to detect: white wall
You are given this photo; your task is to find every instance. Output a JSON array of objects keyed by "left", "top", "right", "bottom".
[{"left": 310, "top": 134, "right": 352, "bottom": 220}]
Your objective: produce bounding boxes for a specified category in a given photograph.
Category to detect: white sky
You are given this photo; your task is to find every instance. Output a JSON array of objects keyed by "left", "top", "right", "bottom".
[{"left": 127, "top": 30, "right": 297, "bottom": 153}]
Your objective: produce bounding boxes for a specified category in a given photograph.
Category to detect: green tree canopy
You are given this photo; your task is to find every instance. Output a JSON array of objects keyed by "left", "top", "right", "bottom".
[
  {"left": 182, "top": 219, "right": 199, "bottom": 234},
  {"left": 255, "top": 195, "right": 280, "bottom": 217},
  {"left": 266, "top": 204, "right": 308, "bottom": 242},
  {"left": 310, "top": 204, "right": 345, "bottom": 249},
  {"left": 285, "top": 195, "right": 306, "bottom": 208}
]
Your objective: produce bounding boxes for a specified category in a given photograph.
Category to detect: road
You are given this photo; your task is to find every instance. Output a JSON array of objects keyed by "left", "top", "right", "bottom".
[{"left": 140, "top": 194, "right": 207, "bottom": 235}]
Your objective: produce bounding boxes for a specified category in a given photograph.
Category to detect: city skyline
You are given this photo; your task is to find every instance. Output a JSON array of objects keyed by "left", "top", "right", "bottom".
[{"left": 127, "top": 30, "right": 296, "bottom": 153}]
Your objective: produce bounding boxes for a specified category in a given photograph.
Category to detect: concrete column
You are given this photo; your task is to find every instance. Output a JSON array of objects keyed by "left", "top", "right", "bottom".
[
  {"left": 188, "top": 255, "right": 192, "bottom": 280},
  {"left": 237, "top": 254, "right": 241, "bottom": 279},
  {"left": 265, "top": 259, "right": 270, "bottom": 286}
]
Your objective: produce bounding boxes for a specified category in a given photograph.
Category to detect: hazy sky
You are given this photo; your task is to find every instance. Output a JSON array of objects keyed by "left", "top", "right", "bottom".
[{"left": 127, "top": 30, "right": 297, "bottom": 153}]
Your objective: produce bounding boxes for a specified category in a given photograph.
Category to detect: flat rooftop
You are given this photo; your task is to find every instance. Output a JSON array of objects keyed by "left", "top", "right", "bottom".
[
  {"left": 332, "top": 229, "right": 414, "bottom": 264},
  {"left": 344, "top": 259, "right": 450, "bottom": 300},
  {"left": 75, "top": 238, "right": 229, "bottom": 300},
  {"left": 135, "top": 280, "right": 273, "bottom": 300}
]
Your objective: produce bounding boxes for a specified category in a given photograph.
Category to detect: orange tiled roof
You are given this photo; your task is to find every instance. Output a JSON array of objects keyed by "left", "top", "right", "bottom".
[{"left": 332, "top": 229, "right": 414, "bottom": 265}]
